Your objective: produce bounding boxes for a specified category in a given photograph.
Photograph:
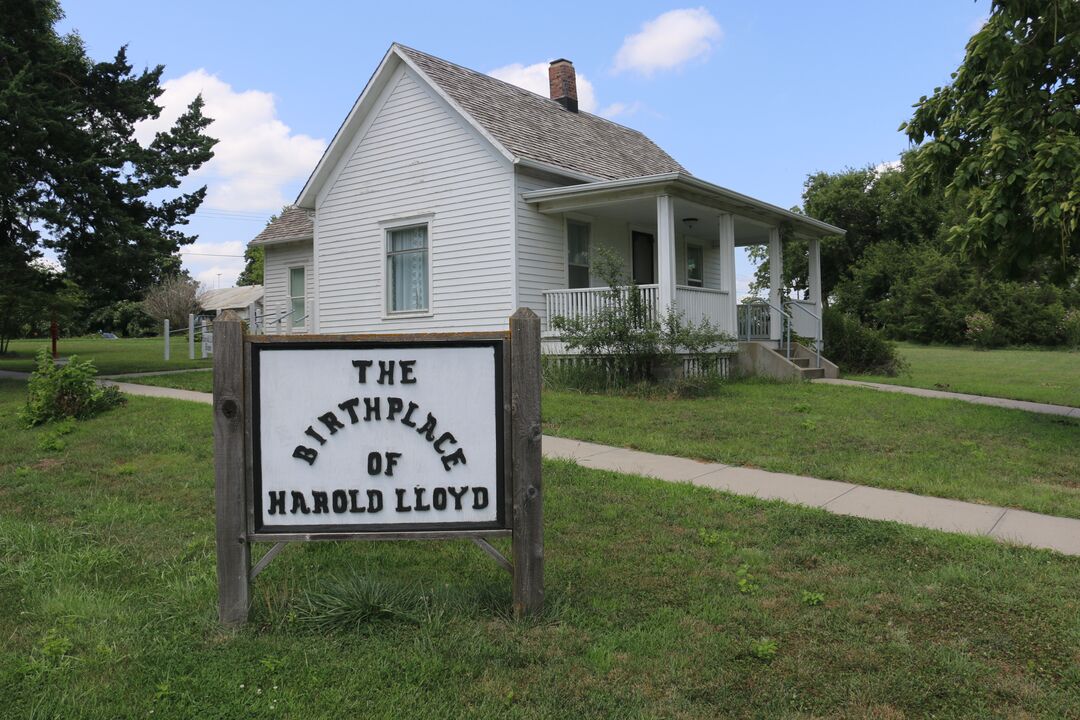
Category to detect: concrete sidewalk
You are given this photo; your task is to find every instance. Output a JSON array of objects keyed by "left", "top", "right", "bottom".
[
  {"left": 544, "top": 436, "right": 1080, "bottom": 557},
  {"left": 6, "top": 373, "right": 1077, "bottom": 556},
  {"left": 813, "top": 378, "right": 1080, "bottom": 418}
]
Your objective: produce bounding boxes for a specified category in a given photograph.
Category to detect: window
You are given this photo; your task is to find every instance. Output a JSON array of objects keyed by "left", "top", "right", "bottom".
[
  {"left": 567, "top": 220, "right": 590, "bottom": 289},
  {"left": 386, "top": 224, "right": 429, "bottom": 313},
  {"left": 289, "top": 267, "right": 306, "bottom": 325},
  {"left": 686, "top": 245, "right": 703, "bottom": 287}
]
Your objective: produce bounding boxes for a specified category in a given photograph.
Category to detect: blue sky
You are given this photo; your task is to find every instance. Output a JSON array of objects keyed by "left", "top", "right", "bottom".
[{"left": 61, "top": 1, "right": 987, "bottom": 291}]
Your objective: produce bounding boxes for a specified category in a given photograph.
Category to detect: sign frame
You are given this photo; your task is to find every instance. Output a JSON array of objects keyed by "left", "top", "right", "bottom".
[
  {"left": 246, "top": 335, "right": 512, "bottom": 538},
  {"left": 213, "top": 310, "right": 543, "bottom": 626}
]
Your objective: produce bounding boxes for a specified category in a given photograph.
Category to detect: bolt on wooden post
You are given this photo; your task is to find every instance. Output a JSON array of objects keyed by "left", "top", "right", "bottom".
[
  {"left": 213, "top": 309, "right": 250, "bottom": 626},
  {"left": 510, "top": 307, "right": 544, "bottom": 619}
]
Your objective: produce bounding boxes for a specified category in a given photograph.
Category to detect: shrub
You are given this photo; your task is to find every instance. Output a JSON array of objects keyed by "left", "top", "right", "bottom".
[
  {"left": 823, "top": 309, "right": 906, "bottom": 376},
  {"left": 964, "top": 311, "right": 997, "bottom": 350},
  {"left": 21, "top": 350, "right": 125, "bottom": 426},
  {"left": 1062, "top": 308, "right": 1080, "bottom": 350},
  {"left": 142, "top": 275, "right": 201, "bottom": 330},
  {"left": 86, "top": 300, "right": 157, "bottom": 337}
]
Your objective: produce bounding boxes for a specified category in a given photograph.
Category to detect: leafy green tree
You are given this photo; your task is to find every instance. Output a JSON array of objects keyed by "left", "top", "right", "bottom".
[
  {"left": 236, "top": 246, "right": 264, "bottom": 286},
  {"left": 0, "top": 0, "right": 216, "bottom": 316},
  {"left": 903, "top": 0, "right": 1080, "bottom": 280},
  {"left": 750, "top": 160, "right": 945, "bottom": 304}
]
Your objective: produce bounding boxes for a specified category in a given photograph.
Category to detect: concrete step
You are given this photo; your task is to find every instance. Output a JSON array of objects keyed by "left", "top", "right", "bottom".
[{"left": 800, "top": 367, "right": 826, "bottom": 380}]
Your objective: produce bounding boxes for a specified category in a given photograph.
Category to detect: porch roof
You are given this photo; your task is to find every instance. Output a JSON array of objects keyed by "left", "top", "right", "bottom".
[{"left": 521, "top": 173, "right": 846, "bottom": 240}]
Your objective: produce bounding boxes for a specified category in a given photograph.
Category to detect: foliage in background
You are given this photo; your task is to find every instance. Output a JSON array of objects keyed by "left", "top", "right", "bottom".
[
  {"left": 550, "top": 248, "right": 730, "bottom": 386},
  {"left": 236, "top": 245, "right": 264, "bottom": 287},
  {"left": 0, "top": 261, "right": 79, "bottom": 353},
  {"left": 822, "top": 308, "right": 906, "bottom": 376},
  {"left": 903, "top": 0, "right": 1080, "bottom": 281},
  {"left": 20, "top": 349, "right": 124, "bottom": 426},
  {"left": 85, "top": 300, "right": 158, "bottom": 338},
  {"left": 1059, "top": 308, "right": 1080, "bottom": 350},
  {"left": 964, "top": 311, "right": 998, "bottom": 350},
  {"left": 141, "top": 276, "right": 202, "bottom": 331},
  {"left": 0, "top": 0, "right": 216, "bottom": 319}
]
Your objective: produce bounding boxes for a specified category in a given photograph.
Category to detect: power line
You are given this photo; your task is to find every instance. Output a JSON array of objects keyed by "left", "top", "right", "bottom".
[{"left": 180, "top": 251, "right": 246, "bottom": 258}]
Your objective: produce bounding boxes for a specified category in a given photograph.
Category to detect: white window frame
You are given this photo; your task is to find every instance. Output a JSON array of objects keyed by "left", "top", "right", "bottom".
[
  {"left": 565, "top": 217, "right": 591, "bottom": 289},
  {"left": 288, "top": 266, "right": 307, "bottom": 328},
  {"left": 380, "top": 214, "right": 434, "bottom": 319},
  {"left": 685, "top": 244, "right": 704, "bottom": 288}
]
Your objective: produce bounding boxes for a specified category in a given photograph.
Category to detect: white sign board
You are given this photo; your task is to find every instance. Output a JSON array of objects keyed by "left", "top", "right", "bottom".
[{"left": 250, "top": 340, "right": 506, "bottom": 534}]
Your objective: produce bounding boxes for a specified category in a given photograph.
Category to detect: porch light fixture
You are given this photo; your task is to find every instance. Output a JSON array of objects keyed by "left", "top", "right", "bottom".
[{"left": 682, "top": 217, "right": 699, "bottom": 231}]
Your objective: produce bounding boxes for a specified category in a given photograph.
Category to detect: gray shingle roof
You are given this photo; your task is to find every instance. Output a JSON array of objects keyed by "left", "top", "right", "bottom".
[
  {"left": 250, "top": 205, "right": 313, "bottom": 245},
  {"left": 398, "top": 45, "right": 687, "bottom": 181}
]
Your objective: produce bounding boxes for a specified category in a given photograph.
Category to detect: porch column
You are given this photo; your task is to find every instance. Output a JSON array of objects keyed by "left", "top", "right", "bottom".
[
  {"left": 717, "top": 213, "right": 738, "bottom": 337},
  {"left": 656, "top": 195, "right": 676, "bottom": 315},
  {"left": 768, "top": 226, "right": 783, "bottom": 342},
  {"left": 807, "top": 236, "right": 822, "bottom": 347}
]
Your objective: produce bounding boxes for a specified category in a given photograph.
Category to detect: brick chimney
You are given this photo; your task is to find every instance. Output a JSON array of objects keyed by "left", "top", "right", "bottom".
[{"left": 548, "top": 59, "right": 578, "bottom": 112}]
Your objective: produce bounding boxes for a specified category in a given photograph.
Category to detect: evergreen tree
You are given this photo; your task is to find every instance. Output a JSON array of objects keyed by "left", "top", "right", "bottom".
[{"left": 0, "top": 0, "right": 216, "bottom": 325}]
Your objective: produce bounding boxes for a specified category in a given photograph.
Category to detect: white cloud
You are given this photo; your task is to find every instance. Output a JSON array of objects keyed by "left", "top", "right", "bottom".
[
  {"left": 614, "top": 7, "right": 723, "bottom": 76},
  {"left": 488, "top": 61, "right": 599, "bottom": 113},
  {"left": 135, "top": 69, "right": 325, "bottom": 213},
  {"left": 599, "top": 101, "right": 643, "bottom": 119}
]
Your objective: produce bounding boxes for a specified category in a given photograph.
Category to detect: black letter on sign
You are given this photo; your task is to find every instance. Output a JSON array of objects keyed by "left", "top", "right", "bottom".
[
  {"left": 399, "top": 360, "right": 417, "bottom": 384},
  {"left": 386, "top": 397, "right": 404, "bottom": 421},
  {"left": 367, "top": 452, "right": 382, "bottom": 476},
  {"left": 472, "top": 487, "right": 489, "bottom": 510},
  {"left": 367, "top": 489, "right": 384, "bottom": 513},
  {"left": 447, "top": 485, "right": 468, "bottom": 510},
  {"left": 414, "top": 487, "right": 430, "bottom": 511},
  {"left": 318, "top": 412, "right": 345, "bottom": 435},
  {"left": 352, "top": 359, "right": 373, "bottom": 383},
  {"left": 432, "top": 487, "right": 447, "bottom": 510},
  {"left": 363, "top": 397, "right": 381, "bottom": 421},
  {"left": 400, "top": 401, "right": 420, "bottom": 428},
  {"left": 290, "top": 491, "right": 311, "bottom": 514},
  {"left": 332, "top": 490, "right": 348, "bottom": 513},
  {"left": 304, "top": 426, "right": 327, "bottom": 446},
  {"left": 385, "top": 452, "right": 401, "bottom": 477},
  {"left": 312, "top": 491, "right": 329, "bottom": 514},
  {"left": 378, "top": 360, "right": 395, "bottom": 385},
  {"left": 348, "top": 489, "right": 365, "bottom": 513},
  {"left": 416, "top": 413, "right": 438, "bottom": 441},
  {"left": 395, "top": 488, "right": 411, "bottom": 512},
  {"left": 433, "top": 431, "right": 456, "bottom": 454},
  {"left": 293, "top": 445, "right": 318, "bottom": 465},
  {"left": 268, "top": 491, "right": 286, "bottom": 515},
  {"left": 441, "top": 448, "right": 467, "bottom": 471},
  {"left": 338, "top": 397, "right": 360, "bottom": 424}
]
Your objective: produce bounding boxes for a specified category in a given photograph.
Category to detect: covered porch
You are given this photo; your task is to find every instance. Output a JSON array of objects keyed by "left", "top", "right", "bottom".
[{"left": 523, "top": 173, "right": 839, "bottom": 355}]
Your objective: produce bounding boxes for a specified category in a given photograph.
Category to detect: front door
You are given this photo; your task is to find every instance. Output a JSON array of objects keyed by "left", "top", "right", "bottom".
[{"left": 632, "top": 231, "right": 655, "bottom": 285}]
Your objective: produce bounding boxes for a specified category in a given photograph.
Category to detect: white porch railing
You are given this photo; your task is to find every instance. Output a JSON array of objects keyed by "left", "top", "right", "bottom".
[
  {"left": 675, "top": 285, "right": 731, "bottom": 335},
  {"left": 543, "top": 284, "right": 734, "bottom": 336},
  {"left": 543, "top": 285, "right": 659, "bottom": 333}
]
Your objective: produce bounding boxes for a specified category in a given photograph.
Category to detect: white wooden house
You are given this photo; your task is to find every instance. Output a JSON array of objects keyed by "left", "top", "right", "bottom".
[{"left": 250, "top": 44, "right": 844, "bottom": 379}]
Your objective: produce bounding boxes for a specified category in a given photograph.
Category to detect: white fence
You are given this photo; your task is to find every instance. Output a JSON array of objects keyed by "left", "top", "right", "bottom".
[
  {"left": 544, "top": 284, "right": 734, "bottom": 335},
  {"left": 675, "top": 286, "right": 731, "bottom": 335}
]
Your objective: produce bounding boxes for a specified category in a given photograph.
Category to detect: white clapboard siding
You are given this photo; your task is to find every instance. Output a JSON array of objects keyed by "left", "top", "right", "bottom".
[
  {"left": 263, "top": 241, "right": 314, "bottom": 334},
  {"left": 515, "top": 172, "right": 570, "bottom": 326},
  {"left": 315, "top": 66, "right": 515, "bottom": 333}
]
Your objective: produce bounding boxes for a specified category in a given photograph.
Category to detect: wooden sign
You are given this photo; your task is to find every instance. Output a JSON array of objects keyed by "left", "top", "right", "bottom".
[
  {"left": 250, "top": 339, "right": 507, "bottom": 534},
  {"left": 213, "top": 309, "right": 543, "bottom": 626}
]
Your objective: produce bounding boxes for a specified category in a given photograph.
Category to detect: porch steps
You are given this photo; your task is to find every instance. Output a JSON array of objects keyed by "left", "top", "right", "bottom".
[{"left": 769, "top": 347, "right": 827, "bottom": 380}]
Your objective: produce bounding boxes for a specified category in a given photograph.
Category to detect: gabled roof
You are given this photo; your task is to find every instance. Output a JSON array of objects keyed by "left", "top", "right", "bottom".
[
  {"left": 249, "top": 205, "right": 314, "bottom": 246},
  {"left": 199, "top": 285, "right": 264, "bottom": 311},
  {"left": 295, "top": 44, "right": 686, "bottom": 208},
  {"left": 396, "top": 45, "right": 686, "bottom": 182}
]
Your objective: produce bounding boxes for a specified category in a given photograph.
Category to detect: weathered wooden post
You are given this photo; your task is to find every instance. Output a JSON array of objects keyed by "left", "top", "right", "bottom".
[
  {"left": 213, "top": 310, "right": 250, "bottom": 626},
  {"left": 510, "top": 307, "right": 543, "bottom": 618}
]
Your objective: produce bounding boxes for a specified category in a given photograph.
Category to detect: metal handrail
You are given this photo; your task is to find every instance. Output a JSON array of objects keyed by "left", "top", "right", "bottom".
[
  {"left": 742, "top": 298, "right": 793, "bottom": 359},
  {"left": 785, "top": 301, "right": 822, "bottom": 369}
]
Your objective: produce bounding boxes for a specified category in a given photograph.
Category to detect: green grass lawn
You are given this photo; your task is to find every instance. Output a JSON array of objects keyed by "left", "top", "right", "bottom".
[
  {"left": 853, "top": 343, "right": 1080, "bottom": 407},
  {"left": 1, "top": 380, "right": 1078, "bottom": 717},
  {"left": 0, "top": 336, "right": 213, "bottom": 375},
  {"left": 543, "top": 381, "right": 1080, "bottom": 519},
  {"left": 122, "top": 368, "right": 214, "bottom": 393}
]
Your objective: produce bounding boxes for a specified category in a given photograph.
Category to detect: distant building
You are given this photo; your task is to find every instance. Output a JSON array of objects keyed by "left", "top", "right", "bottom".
[{"left": 199, "top": 285, "right": 264, "bottom": 326}]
